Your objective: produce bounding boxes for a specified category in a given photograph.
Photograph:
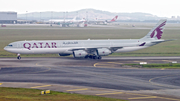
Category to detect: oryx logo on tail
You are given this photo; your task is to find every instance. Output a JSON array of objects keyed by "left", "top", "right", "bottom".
[{"left": 150, "top": 21, "right": 166, "bottom": 39}]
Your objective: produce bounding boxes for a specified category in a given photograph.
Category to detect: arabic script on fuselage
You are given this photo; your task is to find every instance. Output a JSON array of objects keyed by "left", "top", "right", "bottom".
[{"left": 63, "top": 41, "right": 78, "bottom": 44}]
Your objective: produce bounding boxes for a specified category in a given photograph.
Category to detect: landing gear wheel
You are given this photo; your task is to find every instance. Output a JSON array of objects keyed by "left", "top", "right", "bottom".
[
  {"left": 97, "top": 56, "right": 102, "bottom": 60},
  {"left": 85, "top": 55, "right": 89, "bottom": 59},
  {"left": 17, "top": 56, "right": 21, "bottom": 60},
  {"left": 93, "top": 56, "right": 98, "bottom": 59},
  {"left": 88, "top": 55, "right": 93, "bottom": 59}
]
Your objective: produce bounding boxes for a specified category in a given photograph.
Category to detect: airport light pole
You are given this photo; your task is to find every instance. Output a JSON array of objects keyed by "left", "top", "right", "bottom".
[
  {"left": 26, "top": 11, "right": 28, "bottom": 24},
  {"left": 66, "top": 11, "right": 68, "bottom": 19},
  {"left": 40, "top": 12, "right": 41, "bottom": 22},
  {"left": 50, "top": 11, "right": 52, "bottom": 26},
  {"left": 77, "top": 11, "right": 78, "bottom": 18},
  {"left": 63, "top": 12, "right": 65, "bottom": 23},
  {"left": 32, "top": 13, "right": 33, "bottom": 21},
  {"left": 86, "top": 11, "right": 88, "bottom": 21}
]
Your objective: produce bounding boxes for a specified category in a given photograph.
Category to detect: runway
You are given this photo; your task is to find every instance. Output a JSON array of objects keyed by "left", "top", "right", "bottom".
[{"left": 0, "top": 57, "right": 180, "bottom": 101}]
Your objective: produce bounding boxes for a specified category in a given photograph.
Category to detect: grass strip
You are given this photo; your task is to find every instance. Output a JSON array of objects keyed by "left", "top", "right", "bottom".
[
  {"left": 0, "top": 87, "right": 126, "bottom": 101},
  {"left": 0, "top": 27, "right": 180, "bottom": 57},
  {"left": 124, "top": 63, "right": 180, "bottom": 68}
]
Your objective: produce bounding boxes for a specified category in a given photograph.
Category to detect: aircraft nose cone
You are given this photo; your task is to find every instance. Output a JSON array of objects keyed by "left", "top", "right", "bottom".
[{"left": 4, "top": 46, "right": 8, "bottom": 51}]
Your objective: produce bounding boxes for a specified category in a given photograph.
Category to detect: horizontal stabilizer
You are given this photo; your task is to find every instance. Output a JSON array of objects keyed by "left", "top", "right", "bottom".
[{"left": 151, "top": 39, "right": 176, "bottom": 44}]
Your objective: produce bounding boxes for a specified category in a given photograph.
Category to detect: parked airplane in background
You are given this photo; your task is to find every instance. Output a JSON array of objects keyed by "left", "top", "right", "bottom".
[
  {"left": 88, "top": 15, "right": 118, "bottom": 24},
  {"left": 4, "top": 19, "right": 169, "bottom": 60},
  {"left": 49, "top": 17, "right": 86, "bottom": 27}
]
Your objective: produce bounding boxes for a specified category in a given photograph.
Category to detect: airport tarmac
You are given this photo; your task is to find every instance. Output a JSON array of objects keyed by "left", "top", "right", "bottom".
[{"left": 0, "top": 57, "right": 180, "bottom": 101}]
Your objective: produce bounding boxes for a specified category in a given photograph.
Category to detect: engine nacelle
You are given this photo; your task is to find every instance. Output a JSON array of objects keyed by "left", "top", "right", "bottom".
[
  {"left": 73, "top": 50, "right": 88, "bottom": 58},
  {"left": 59, "top": 53, "right": 71, "bottom": 56},
  {"left": 104, "top": 21, "right": 107, "bottom": 24},
  {"left": 97, "top": 48, "right": 111, "bottom": 56}
]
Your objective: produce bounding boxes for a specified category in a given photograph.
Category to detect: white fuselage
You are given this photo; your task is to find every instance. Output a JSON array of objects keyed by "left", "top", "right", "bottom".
[
  {"left": 49, "top": 19, "right": 85, "bottom": 24},
  {"left": 4, "top": 39, "right": 153, "bottom": 55}
]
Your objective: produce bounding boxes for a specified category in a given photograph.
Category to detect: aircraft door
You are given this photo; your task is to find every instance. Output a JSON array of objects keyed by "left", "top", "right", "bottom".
[
  {"left": 17, "top": 43, "right": 21, "bottom": 48},
  {"left": 110, "top": 41, "right": 114, "bottom": 47},
  {"left": 81, "top": 41, "right": 84, "bottom": 47}
]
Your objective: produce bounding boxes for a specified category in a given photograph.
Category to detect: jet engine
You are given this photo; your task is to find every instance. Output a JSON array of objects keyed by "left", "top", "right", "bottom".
[
  {"left": 97, "top": 48, "right": 111, "bottom": 56},
  {"left": 73, "top": 50, "right": 88, "bottom": 58}
]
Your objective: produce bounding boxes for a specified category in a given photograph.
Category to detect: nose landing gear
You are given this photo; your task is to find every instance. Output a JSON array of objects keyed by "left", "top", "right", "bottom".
[{"left": 17, "top": 54, "right": 21, "bottom": 60}]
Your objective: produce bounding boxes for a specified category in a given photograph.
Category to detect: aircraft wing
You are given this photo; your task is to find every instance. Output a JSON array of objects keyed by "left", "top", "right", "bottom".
[
  {"left": 88, "top": 20, "right": 105, "bottom": 24},
  {"left": 88, "top": 15, "right": 118, "bottom": 24},
  {"left": 68, "top": 46, "right": 123, "bottom": 52}
]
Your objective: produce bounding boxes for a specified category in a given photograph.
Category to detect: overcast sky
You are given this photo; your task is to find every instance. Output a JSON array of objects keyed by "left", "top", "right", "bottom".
[{"left": 0, "top": 0, "right": 179, "bottom": 18}]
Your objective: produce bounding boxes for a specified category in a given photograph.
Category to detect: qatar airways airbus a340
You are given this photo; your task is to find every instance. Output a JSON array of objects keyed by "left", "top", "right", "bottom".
[{"left": 4, "top": 19, "right": 170, "bottom": 60}]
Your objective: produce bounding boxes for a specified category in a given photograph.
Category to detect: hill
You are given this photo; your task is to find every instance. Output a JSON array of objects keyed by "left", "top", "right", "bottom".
[{"left": 17, "top": 8, "right": 165, "bottom": 21}]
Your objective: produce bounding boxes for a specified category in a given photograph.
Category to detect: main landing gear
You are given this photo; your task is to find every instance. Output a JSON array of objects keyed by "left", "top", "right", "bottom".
[
  {"left": 17, "top": 54, "right": 21, "bottom": 60},
  {"left": 85, "top": 55, "right": 102, "bottom": 60}
]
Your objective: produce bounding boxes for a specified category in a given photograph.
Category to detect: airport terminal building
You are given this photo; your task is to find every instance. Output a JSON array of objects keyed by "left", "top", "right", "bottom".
[{"left": 0, "top": 12, "right": 17, "bottom": 24}]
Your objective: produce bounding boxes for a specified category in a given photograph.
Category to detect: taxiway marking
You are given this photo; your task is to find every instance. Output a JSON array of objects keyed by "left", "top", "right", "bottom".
[
  {"left": 125, "top": 92, "right": 180, "bottom": 101},
  {"left": 107, "top": 62, "right": 123, "bottom": 64},
  {"left": 96, "top": 92, "right": 123, "bottom": 95},
  {"left": 66, "top": 88, "right": 89, "bottom": 91},
  {"left": 162, "top": 60, "right": 173, "bottom": 62},
  {"left": 31, "top": 85, "right": 51, "bottom": 88},
  {"left": 93, "top": 63, "right": 99, "bottom": 67},
  {"left": 129, "top": 96, "right": 180, "bottom": 101},
  {"left": 96, "top": 91, "right": 180, "bottom": 100},
  {"left": 94, "top": 62, "right": 123, "bottom": 68},
  {"left": 94, "top": 62, "right": 114, "bottom": 68},
  {"left": 149, "top": 74, "right": 180, "bottom": 88},
  {"left": 134, "top": 61, "right": 143, "bottom": 63},
  {"left": 35, "top": 62, "right": 51, "bottom": 73},
  {"left": 149, "top": 75, "right": 170, "bottom": 87},
  {"left": 128, "top": 96, "right": 157, "bottom": 100},
  {"left": 157, "top": 97, "right": 180, "bottom": 101}
]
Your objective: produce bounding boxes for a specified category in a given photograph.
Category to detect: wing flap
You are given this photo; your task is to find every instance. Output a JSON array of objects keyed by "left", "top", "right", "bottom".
[{"left": 68, "top": 46, "right": 123, "bottom": 52}]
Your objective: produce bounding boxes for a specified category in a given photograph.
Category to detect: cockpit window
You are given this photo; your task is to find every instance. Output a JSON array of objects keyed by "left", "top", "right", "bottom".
[{"left": 7, "top": 45, "right": 13, "bottom": 47}]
